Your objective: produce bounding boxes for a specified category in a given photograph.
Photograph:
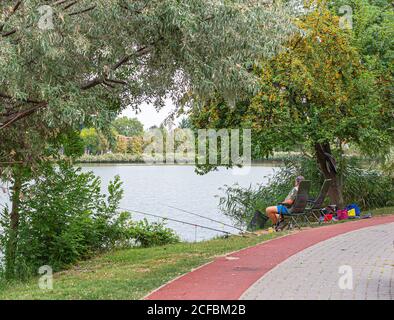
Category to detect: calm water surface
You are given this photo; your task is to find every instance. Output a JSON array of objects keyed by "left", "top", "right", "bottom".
[
  {"left": 80, "top": 164, "right": 278, "bottom": 241},
  {"left": 0, "top": 165, "right": 278, "bottom": 242}
]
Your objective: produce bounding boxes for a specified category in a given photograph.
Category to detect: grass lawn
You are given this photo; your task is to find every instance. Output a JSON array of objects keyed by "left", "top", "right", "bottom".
[
  {"left": 0, "top": 206, "right": 393, "bottom": 300},
  {"left": 0, "top": 232, "right": 285, "bottom": 300}
]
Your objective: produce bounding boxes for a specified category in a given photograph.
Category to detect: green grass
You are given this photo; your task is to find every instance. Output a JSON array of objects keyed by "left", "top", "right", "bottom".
[
  {"left": 1, "top": 206, "right": 393, "bottom": 300},
  {"left": 367, "top": 206, "right": 394, "bottom": 216},
  {"left": 0, "top": 232, "right": 285, "bottom": 300}
]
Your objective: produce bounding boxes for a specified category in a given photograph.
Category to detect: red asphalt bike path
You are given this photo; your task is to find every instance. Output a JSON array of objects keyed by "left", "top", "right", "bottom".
[{"left": 146, "top": 215, "right": 394, "bottom": 300}]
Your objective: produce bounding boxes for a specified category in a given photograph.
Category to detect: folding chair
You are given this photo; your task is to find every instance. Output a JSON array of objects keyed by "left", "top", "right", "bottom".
[
  {"left": 280, "top": 180, "right": 312, "bottom": 230},
  {"left": 306, "top": 179, "right": 332, "bottom": 223}
]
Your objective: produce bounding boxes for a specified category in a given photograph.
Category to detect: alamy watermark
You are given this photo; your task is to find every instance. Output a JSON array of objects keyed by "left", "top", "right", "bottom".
[
  {"left": 141, "top": 128, "right": 252, "bottom": 172},
  {"left": 338, "top": 265, "right": 353, "bottom": 290},
  {"left": 37, "top": 5, "right": 54, "bottom": 30},
  {"left": 38, "top": 265, "right": 53, "bottom": 290},
  {"left": 339, "top": 5, "right": 353, "bottom": 30}
]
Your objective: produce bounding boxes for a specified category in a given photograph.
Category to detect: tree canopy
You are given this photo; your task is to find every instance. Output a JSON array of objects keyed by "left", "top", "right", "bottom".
[
  {"left": 330, "top": 0, "right": 393, "bottom": 144},
  {"left": 112, "top": 117, "right": 144, "bottom": 137},
  {"left": 0, "top": 0, "right": 296, "bottom": 169},
  {"left": 189, "top": 6, "right": 393, "bottom": 207}
]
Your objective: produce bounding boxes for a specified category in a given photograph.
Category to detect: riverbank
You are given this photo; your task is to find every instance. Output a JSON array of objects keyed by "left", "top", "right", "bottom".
[
  {"left": 75, "top": 153, "right": 287, "bottom": 165},
  {"left": 1, "top": 206, "right": 393, "bottom": 300},
  {"left": 76, "top": 152, "right": 379, "bottom": 166}
]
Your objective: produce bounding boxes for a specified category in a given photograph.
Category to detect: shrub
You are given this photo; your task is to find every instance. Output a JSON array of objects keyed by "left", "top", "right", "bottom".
[
  {"left": 342, "top": 165, "right": 394, "bottom": 209},
  {"left": 0, "top": 162, "right": 179, "bottom": 280},
  {"left": 129, "top": 219, "right": 180, "bottom": 248},
  {"left": 0, "top": 163, "right": 127, "bottom": 278}
]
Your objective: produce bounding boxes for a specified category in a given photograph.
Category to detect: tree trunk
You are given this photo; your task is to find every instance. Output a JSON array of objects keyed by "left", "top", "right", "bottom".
[
  {"left": 5, "top": 169, "right": 23, "bottom": 280},
  {"left": 314, "top": 142, "right": 345, "bottom": 209}
]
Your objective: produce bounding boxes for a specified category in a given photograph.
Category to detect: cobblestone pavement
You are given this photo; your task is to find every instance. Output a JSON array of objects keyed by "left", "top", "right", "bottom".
[{"left": 241, "top": 223, "right": 394, "bottom": 300}]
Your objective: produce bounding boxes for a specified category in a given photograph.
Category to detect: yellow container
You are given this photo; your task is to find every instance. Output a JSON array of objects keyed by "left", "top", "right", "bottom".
[{"left": 348, "top": 208, "right": 356, "bottom": 217}]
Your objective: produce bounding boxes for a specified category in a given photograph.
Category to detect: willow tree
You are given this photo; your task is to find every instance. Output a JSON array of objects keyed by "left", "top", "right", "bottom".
[
  {"left": 189, "top": 8, "right": 392, "bottom": 208},
  {"left": 0, "top": 0, "right": 295, "bottom": 163},
  {"left": 0, "top": 0, "right": 295, "bottom": 278}
]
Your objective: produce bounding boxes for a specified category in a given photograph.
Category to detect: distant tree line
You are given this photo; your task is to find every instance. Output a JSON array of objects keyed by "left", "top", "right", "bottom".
[{"left": 80, "top": 117, "right": 145, "bottom": 155}]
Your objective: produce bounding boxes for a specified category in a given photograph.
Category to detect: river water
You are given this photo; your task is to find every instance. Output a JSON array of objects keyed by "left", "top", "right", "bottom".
[{"left": 0, "top": 165, "right": 278, "bottom": 242}]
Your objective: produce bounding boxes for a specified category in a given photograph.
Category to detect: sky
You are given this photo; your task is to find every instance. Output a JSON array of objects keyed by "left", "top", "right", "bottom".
[{"left": 120, "top": 98, "right": 183, "bottom": 130}]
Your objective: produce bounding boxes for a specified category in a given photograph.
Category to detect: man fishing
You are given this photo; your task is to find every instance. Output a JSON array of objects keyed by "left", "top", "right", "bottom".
[{"left": 265, "top": 176, "right": 305, "bottom": 231}]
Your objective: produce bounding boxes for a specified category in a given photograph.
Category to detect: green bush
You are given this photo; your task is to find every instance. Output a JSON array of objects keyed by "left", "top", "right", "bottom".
[
  {"left": 342, "top": 165, "right": 394, "bottom": 209},
  {"left": 129, "top": 219, "right": 180, "bottom": 248},
  {"left": 0, "top": 162, "right": 179, "bottom": 280},
  {"left": 0, "top": 163, "right": 127, "bottom": 278},
  {"left": 219, "top": 156, "right": 394, "bottom": 228}
]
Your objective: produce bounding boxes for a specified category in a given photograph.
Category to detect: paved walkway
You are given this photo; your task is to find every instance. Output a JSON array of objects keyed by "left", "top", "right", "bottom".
[
  {"left": 241, "top": 222, "right": 394, "bottom": 300},
  {"left": 146, "top": 216, "right": 394, "bottom": 300}
]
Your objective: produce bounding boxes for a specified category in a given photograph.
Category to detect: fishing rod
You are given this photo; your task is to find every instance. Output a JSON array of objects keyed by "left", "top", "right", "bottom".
[
  {"left": 120, "top": 207, "right": 243, "bottom": 237},
  {"left": 162, "top": 203, "right": 255, "bottom": 235}
]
